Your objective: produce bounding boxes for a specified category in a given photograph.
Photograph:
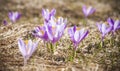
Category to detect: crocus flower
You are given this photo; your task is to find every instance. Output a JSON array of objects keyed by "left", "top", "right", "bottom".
[
  {"left": 32, "top": 26, "right": 48, "bottom": 41},
  {"left": 42, "top": 8, "right": 56, "bottom": 23},
  {"left": 97, "top": 22, "right": 112, "bottom": 41},
  {"left": 18, "top": 38, "right": 39, "bottom": 65},
  {"left": 82, "top": 5, "right": 95, "bottom": 17},
  {"left": 3, "top": 20, "right": 8, "bottom": 25},
  {"left": 107, "top": 18, "right": 120, "bottom": 33},
  {"left": 45, "top": 17, "right": 67, "bottom": 43},
  {"left": 8, "top": 11, "right": 21, "bottom": 23},
  {"left": 68, "top": 25, "right": 89, "bottom": 50}
]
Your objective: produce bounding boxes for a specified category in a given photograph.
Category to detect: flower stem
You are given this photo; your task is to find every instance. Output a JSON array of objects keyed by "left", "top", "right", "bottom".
[
  {"left": 73, "top": 50, "right": 76, "bottom": 59},
  {"left": 100, "top": 41, "right": 103, "bottom": 48},
  {"left": 111, "top": 32, "right": 115, "bottom": 46},
  {"left": 83, "top": 17, "right": 88, "bottom": 26},
  {"left": 50, "top": 43, "right": 54, "bottom": 53},
  {"left": 46, "top": 42, "right": 50, "bottom": 52},
  {"left": 24, "top": 58, "right": 27, "bottom": 66},
  {"left": 72, "top": 46, "right": 77, "bottom": 61},
  {"left": 100, "top": 36, "right": 104, "bottom": 48}
]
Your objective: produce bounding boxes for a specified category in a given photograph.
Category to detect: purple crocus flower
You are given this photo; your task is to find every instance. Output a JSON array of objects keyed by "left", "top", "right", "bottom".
[
  {"left": 107, "top": 18, "right": 120, "bottom": 33},
  {"left": 97, "top": 22, "right": 112, "bottom": 41},
  {"left": 8, "top": 11, "right": 21, "bottom": 23},
  {"left": 18, "top": 38, "right": 39, "bottom": 65},
  {"left": 68, "top": 26, "right": 89, "bottom": 50},
  {"left": 45, "top": 17, "right": 67, "bottom": 43},
  {"left": 82, "top": 5, "right": 95, "bottom": 17},
  {"left": 42, "top": 8, "right": 56, "bottom": 23},
  {"left": 32, "top": 26, "right": 48, "bottom": 41},
  {"left": 3, "top": 20, "right": 8, "bottom": 25}
]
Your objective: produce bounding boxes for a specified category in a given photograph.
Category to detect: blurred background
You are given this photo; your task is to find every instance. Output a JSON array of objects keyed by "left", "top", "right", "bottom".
[{"left": 0, "top": 0, "right": 120, "bottom": 26}]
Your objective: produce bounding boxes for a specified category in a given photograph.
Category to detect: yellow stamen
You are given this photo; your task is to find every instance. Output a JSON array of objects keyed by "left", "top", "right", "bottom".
[
  {"left": 76, "top": 27, "right": 80, "bottom": 30},
  {"left": 52, "top": 26, "right": 56, "bottom": 30},
  {"left": 25, "top": 40, "right": 28, "bottom": 45},
  {"left": 52, "top": 26, "right": 56, "bottom": 35},
  {"left": 24, "top": 40, "right": 29, "bottom": 52},
  {"left": 58, "top": 16, "right": 61, "bottom": 19},
  {"left": 40, "top": 30, "right": 44, "bottom": 35}
]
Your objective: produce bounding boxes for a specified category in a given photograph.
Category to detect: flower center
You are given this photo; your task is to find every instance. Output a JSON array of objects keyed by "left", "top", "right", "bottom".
[
  {"left": 52, "top": 26, "right": 56, "bottom": 35},
  {"left": 25, "top": 40, "right": 28, "bottom": 45},
  {"left": 40, "top": 30, "right": 45, "bottom": 35},
  {"left": 76, "top": 27, "right": 80, "bottom": 30},
  {"left": 25, "top": 40, "right": 29, "bottom": 52}
]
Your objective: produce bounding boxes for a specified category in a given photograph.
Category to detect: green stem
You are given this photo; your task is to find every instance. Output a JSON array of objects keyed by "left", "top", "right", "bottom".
[
  {"left": 100, "top": 36, "right": 104, "bottom": 48},
  {"left": 83, "top": 17, "right": 88, "bottom": 26},
  {"left": 72, "top": 46, "right": 77, "bottom": 61},
  {"left": 46, "top": 42, "right": 50, "bottom": 52},
  {"left": 100, "top": 41, "right": 103, "bottom": 48},
  {"left": 73, "top": 50, "right": 76, "bottom": 59},
  {"left": 50, "top": 43, "right": 54, "bottom": 53},
  {"left": 111, "top": 32, "right": 115, "bottom": 46}
]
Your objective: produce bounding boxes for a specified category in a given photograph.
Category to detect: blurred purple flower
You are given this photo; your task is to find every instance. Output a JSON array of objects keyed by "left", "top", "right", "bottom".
[
  {"left": 97, "top": 22, "right": 112, "bottom": 41},
  {"left": 42, "top": 8, "right": 56, "bottom": 23},
  {"left": 8, "top": 11, "right": 21, "bottom": 23},
  {"left": 68, "top": 26, "right": 89, "bottom": 50},
  {"left": 32, "top": 26, "right": 48, "bottom": 41},
  {"left": 3, "top": 20, "right": 8, "bottom": 25},
  {"left": 107, "top": 18, "right": 120, "bottom": 32},
  {"left": 82, "top": 5, "right": 95, "bottom": 17},
  {"left": 46, "top": 17, "right": 67, "bottom": 43},
  {"left": 18, "top": 38, "right": 39, "bottom": 65}
]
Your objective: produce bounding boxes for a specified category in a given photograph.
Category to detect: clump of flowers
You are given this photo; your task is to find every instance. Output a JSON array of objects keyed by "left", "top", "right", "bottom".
[
  {"left": 45, "top": 17, "right": 67, "bottom": 53},
  {"left": 45, "top": 17, "right": 67, "bottom": 43},
  {"left": 18, "top": 38, "right": 39, "bottom": 66},
  {"left": 68, "top": 25, "right": 89, "bottom": 60},
  {"left": 15, "top": 6, "right": 120, "bottom": 66},
  {"left": 97, "top": 22, "right": 112, "bottom": 47},
  {"left": 33, "top": 9, "right": 67, "bottom": 53},
  {"left": 3, "top": 11, "right": 21, "bottom": 25},
  {"left": 8, "top": 11, "right": 21, "bottom": 23},
  {"left": 32, "top": 26, "right": 49, "bottom": 41},
  {"left": 107, "top": 18, "right": 120, "bottom": 45},
  {"left": 107, "top": 18, "right": 120, "bottom": 35}
]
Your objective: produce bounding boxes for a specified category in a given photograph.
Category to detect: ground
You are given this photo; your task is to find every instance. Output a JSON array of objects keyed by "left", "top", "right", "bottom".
[{"left": 0, "top": 0, "right": 120, "bottom": 71}]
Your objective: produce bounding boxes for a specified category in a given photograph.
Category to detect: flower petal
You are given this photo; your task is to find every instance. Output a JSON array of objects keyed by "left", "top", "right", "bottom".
[
  {"left": 82, "top": 5, "right": 87, "bottom": 17},
  {"left": 107, "top": 18, "right": 114, "bottom": 26},
  {"left": 50, "top": 9, "right": 56, "bottom": 17},
  {"left": 101, "top": 24, "right": 106, "bottom": 34},
  {"left": 46, "top": 25, "right": 53, "bottom": 41},
  {"left": 114, "top": 20, "right": 120, "bottom": 31},
  {"left": 68, "top": 27, "right": 75, "bottom": 41},
  {"left": 97, "top": 23, "right": 102, "bottom": 33},
  {"left": 74, "top": 31, "right": 80, "bottom": 43},
  {"left": 27, "top": 39, "right": 33, "bottom": 56},
  {"left": 79, "top": 30, "right": 89, "bottom": 42},
  {"left": 18, "top": 38, "right": 27, "bottom": 57},
  {"left": 87, "top": 6, "right": 95, "bottom": 15}
]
